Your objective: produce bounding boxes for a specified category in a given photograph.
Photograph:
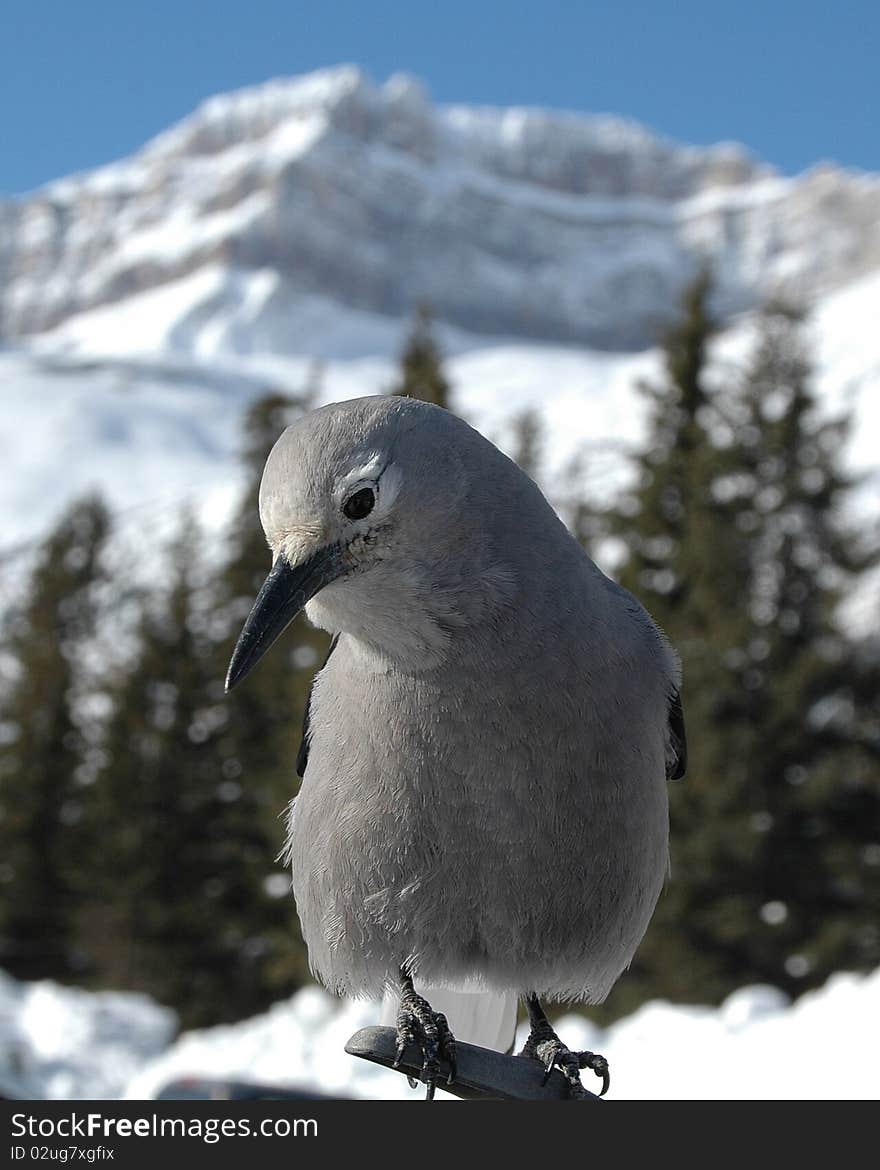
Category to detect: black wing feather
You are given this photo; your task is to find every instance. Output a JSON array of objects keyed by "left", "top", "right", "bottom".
[
  {"left": 296, "top": 634, "right": 339, "bottom": 778},
  {"left": 667, "top": 689, "right": 687, "bottom": 781}
]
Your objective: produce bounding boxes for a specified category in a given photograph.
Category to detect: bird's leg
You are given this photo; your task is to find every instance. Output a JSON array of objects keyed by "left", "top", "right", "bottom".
[
  {"left": 393, "top": 968, "right": 457, "bottom": 1100},
  {"left": 519, "top": 992, "right": 610, "bottom": 1098}
]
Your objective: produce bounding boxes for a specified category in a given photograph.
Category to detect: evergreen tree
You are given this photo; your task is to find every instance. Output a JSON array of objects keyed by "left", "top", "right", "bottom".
[
  {"left": 211, "top": 388, "right": 331, "bottom": 1002},
  {"left": 88, "top": 387, "right": 331, "bottom": 1024},
  {"left": 390, "top": 304, "right": 452, "bottom": 408},
  {"left": 607, "top": 271, "right": 756, "bottom": 1012},
  {"left": 510, "top": 408, "right": 544, "bottom": 481},
  {"left": 711, "top": 303, "right": 880, "bottom": 992},
  {"left": 612, "top": 268, "right": 747, "bottom": 633},
  {"left": 561, "top": 443, "right": 614, "bottom": 561},
  {"left": 0, "top": 495, "right": 109, "bottom": 980},
  {"left": 598, "top": 281, "right": 880, "bottom": 1015},
  {"left": 89, "top": 513, "right": 215, "bottom": 1007},
  {"left": 89, "top": 508, "right": 293, "bottom": 1026}
]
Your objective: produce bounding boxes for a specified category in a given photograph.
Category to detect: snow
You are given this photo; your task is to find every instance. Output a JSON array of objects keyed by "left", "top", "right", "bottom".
[
  {"left": 1, "top": 966, "right": 876, "bottom": 1100},
  {"left": 0, "top": 349, "right": 248, "bottom": 551},
  {"left": 0, "top": 970, "right": 175, "bottom": 1100},
  {"left": 97, "top": 190, "right": 272, "bottom": 276}
]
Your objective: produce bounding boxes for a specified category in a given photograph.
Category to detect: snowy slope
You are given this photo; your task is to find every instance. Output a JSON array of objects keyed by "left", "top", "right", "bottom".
[
  {"left": 1, "top": 966, "right": 876, "bottom": 1100},
  {"left": 1, "top": 271, "right": 878, "bottom": 602}
]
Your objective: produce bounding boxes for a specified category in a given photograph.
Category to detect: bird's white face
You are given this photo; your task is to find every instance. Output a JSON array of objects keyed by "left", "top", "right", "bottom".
[
  {"left": 225, "top": 396, "right": 512, "bottom": 688},
  {"left": 261, "top": 444, "right": 445, "bottom": 663},
  {"left": 261, "top": 448, "right": 404, "bottom": 575}
]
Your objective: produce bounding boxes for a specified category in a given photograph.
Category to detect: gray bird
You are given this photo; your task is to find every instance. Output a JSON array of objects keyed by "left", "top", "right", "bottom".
[{"left": 226, "top": 395, "right": 686, "bottom": 1099}]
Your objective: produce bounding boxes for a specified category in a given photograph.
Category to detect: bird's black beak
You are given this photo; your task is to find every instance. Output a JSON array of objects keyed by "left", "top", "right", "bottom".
[{"left": 225, "top": 543, "right": 345, "bottom": 692}]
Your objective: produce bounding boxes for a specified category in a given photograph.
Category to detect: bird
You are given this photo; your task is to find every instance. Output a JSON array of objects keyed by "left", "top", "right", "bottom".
[{"left": 225, "top": 394, "right": 686, "bottom": 1100}]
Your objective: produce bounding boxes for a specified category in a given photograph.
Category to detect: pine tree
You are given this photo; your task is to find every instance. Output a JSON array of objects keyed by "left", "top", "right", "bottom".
[
  {"left": 89, "top": 512, "right": 216, "bottom": 1008},
  {"left": 87, "top": 508, "right": 290, "bottom": 1025},
  {"left": 87, "top": 386, "right": 332, "bottom": 1024},
  {"left": 211, "top": 388, "right": 331, "bottom": 1002},
  {"left": 612, "top": 269, "right": 748, "bottom": 632},
  {"left": 510, "top": 408, "right": 544, "bottom": 481},
  {"left": 390, "top": 304, "right": 452, "bottom": 408},
  {"left": 594, "top": 271, "right": 746, "bottom": 1013},
  {"left": 597, "top": 282, "right": 880, "bottom": 1015},
  {"left": 0, "top": 495, "right": 109, "bottom": 980},
  {"left": 710, "top": 303, "right": 880, "bottom": 993}
]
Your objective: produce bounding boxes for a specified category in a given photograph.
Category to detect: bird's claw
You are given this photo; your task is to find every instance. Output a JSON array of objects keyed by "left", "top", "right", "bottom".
[
  {"left": 394, "top": 990, "right": 457, "bottom": 1100},
  {"left": 537, "top": 1039, "right": 610, "bottom": 1097},
  {"left": 523, "top": 1027, "right": 610, "bottom": 1099},
  {"left": 580, "top": 1051, "right": 610, "bottom": 1096}
]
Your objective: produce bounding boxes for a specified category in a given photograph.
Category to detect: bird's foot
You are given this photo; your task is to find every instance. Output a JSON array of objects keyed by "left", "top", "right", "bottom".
[
  {"left": 519, "top": 1019, "right": 610, "bottom": 1099},
  {"left": 393, "top": 982, "right": 457, "bottom": 1101}
]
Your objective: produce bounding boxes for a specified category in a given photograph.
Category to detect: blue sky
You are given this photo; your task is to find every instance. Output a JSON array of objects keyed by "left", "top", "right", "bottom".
[{"left": 2, "top": 0, "right": 878, "bottom": 194}]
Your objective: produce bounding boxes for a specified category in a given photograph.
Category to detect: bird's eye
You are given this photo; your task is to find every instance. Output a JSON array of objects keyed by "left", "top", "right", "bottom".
[{"left": 342, "top": 487, "right": 375, "bottom": 520}]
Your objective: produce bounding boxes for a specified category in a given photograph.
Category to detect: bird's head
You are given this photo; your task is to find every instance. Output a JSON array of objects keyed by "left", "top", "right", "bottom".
[{"left": 225, "top": 395, "right": 517, "bottom": 689}]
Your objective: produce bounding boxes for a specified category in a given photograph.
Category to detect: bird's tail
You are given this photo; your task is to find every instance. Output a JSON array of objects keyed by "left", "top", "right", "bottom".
[{"left": 380, "top": 985, "right": 519, "bottom": 1053}]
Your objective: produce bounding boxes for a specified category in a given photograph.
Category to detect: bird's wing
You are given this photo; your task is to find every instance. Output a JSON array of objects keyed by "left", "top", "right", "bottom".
[
  {"left": 666, "top": 689, "right": 687, "bottom": 781},
  {"left": 296, "top": 634, "right": 339, "bottom": 778}
]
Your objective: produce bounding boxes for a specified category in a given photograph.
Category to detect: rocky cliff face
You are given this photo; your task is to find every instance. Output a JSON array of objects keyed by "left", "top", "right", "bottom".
[{"left": 2, "top": 65, "right": 879, "bottom": 351}]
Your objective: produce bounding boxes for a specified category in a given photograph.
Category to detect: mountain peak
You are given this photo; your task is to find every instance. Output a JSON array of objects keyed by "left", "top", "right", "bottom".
[
  {"left": 1, "top": 66, "right": 879, "bottom": 350},
  {"left": 139, "top": 64, "right": 372, "bottom": 162}
]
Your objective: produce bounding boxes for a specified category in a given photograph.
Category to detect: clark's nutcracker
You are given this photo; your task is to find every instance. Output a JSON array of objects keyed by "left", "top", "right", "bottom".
[{"left": 226, "top": 395, "right": 686, "bottom": 1099}]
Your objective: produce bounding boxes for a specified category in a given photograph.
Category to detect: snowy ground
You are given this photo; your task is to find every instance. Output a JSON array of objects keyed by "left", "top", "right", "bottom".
[
  {"left": 0, "top": 970, "right": 175, "bottom": 1100},
  {"left": 1, "top": 966, "right": 877, "bottom": 1100}
]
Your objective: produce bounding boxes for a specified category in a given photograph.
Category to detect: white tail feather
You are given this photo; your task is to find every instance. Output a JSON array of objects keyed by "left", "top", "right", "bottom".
[{"left": 380, "top": 985, "right": 518, "bottom": 1053}]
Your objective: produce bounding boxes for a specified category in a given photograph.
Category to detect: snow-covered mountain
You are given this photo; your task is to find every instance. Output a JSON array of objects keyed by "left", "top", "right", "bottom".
[
  {"left": 0, "top": 65, "right": 878, "bottom": 603},
  {"left": 4, "top": 65, "right": 880, "bottom": 351}
]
